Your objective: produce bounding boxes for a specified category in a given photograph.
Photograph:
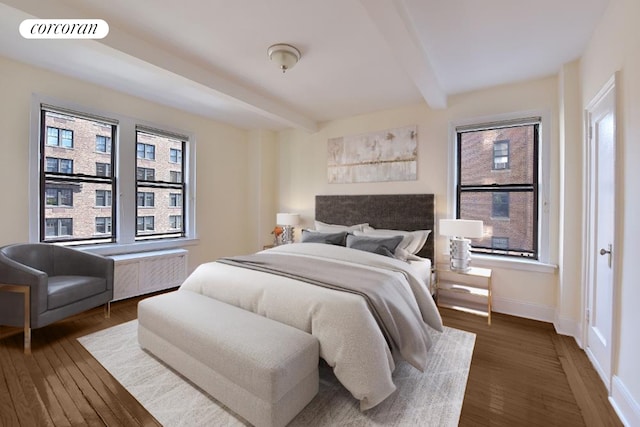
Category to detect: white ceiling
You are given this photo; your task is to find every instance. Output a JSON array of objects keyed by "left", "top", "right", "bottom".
[{"left": 0, "top": 0, "right": 609, "bottom": 131}]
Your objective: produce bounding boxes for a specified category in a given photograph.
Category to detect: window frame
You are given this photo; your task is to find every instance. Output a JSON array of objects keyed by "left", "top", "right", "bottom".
[
  {"left": 448, "top": 112, "right": 552, "bottom": 268},
  {"left": 29, "top": 96, "right": 197, "bottom": 255}
]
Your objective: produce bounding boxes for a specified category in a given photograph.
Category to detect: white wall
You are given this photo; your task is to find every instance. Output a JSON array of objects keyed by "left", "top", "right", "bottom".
[
  {"left": 0, "top": 55, "right": 251, "bottom": 272},
  {"left": 277, "top": 76, "right": 560, "bottom": 321},
  {"left": 581, "top": 0, "right": 640, "bottom": 424}
]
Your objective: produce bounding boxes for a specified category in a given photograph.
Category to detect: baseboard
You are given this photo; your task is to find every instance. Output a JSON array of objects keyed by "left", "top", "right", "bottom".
[
  {"left": 553, "top": 314, "right": 581, "bottom": 339},
  {"left": 492, "top": 296, "right": 555, "bottom": 323},
  {"left": 610, "top": 376, "right": 640, "bottom": 427}
]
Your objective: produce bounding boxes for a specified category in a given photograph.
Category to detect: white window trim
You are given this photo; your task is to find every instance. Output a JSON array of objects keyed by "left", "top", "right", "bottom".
[
  {"left": 446, "top": 109, "right": 555, "bottom": 273},
  {"left": 29, "top": 94, "right": 199, "bottom": 255}
]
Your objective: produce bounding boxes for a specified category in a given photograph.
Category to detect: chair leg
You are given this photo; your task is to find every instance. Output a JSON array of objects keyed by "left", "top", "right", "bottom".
[{"left": 104, "top": 301, "right": 111, "bottom": 319}]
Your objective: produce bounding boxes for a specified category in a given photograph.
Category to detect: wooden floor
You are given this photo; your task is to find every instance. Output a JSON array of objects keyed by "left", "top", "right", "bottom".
[{"left": 0, "top": 295, "right": 623, "bottom": 426}]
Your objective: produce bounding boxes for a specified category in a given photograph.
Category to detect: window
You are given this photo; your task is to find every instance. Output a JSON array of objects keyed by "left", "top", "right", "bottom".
[
  {"left": 137, "top": 216, "right": 155, "bottom": 232},
  {"left": 95, "top": 190, "right": 112, "bottom": 207},
  {"left": 456, "top": 117, "right": 539, "bottom": 259},
  {"left": 136, "top": 128, "right": 186, "bottom": 239},
  {"left": 137, "top": 167, "right": 155, "bottom": 181},
  {"left": 170, "top": 148, "right": 182, "bottom": 163},
  {"left": 95, "top": 217, "right": 112, "bottom": 234},
  {"left": 137, "top": 143, "right": 155, "bottom": 160},
  {"left": 492, "top": 236, "right": 509, "bottom": 250},
  {"left": 137, "top": 192, "right": 155, "bottom": 207},
  {"left": 45, "top": 218, "right": 72, "bottom": 237},
  {"left": 40, "top": 108, "right": 116, "bottom": 244},
  {"left": 169, "top": 215, "right": 182, "bottom": 229},
  {"left": 45, "top": 157, "right": 73, "bottom": 174},
  {"left": 33, "top": 101, "right": 194, "bottom": 249},
  {"left": 45, "top": 187, "right": 73, "bottom": 207},
  {"left": 492, "top": 192, "right": 510, "bottom": 218},
  {"left": 169, "top": 193, "right": 182, "bottom": 207},
  {"left": 96, "top": 135, "right": 112, "bottom": 153},
  {"left": 46, "top": 126, "right": 73, "bottom": 148},
  {"left": 96, "top": 162, "right": 111, "bottom": 177},
  {"left": 493, "top": 140, "right": 510, "bottom": 170}
]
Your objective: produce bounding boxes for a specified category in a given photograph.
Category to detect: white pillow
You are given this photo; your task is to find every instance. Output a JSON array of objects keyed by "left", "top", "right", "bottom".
[
  {"left": 314, "top": 220, "right": 369, "bottom": 233},
  {"left": 360, "top": 227, "right": 431, "bottom": 255}
]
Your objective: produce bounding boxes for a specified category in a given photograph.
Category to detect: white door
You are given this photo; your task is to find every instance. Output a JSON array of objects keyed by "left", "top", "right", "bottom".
[{"left": 584, "top": 76, "right": 617, "bottom": 389}]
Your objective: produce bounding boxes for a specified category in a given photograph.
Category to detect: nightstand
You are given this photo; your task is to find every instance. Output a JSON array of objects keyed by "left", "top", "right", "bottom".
[{"left": 435, "top": 266, "right": 492, "bottom": 325}]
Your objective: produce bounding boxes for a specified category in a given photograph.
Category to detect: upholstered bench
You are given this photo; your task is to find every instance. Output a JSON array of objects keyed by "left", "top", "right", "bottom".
[{"left": 137, "top": 289, "right": 319, "bottom": 427}]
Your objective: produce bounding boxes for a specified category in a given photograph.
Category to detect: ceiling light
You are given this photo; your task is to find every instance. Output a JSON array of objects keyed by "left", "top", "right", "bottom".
[{"left": 267, "top": 43, "right": 301, "bottom": 73}]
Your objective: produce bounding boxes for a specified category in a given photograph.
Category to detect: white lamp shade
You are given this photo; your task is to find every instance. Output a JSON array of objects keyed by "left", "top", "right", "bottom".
[
  {"left": 276, "top": 213, "right": 300, "bottom": 226},
  {"left": 439, "top": 219, "right": 484, "bottom": 238}
]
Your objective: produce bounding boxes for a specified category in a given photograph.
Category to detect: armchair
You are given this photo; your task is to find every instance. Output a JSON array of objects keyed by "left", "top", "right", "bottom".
[{"left": 0, "top": 243, "right": 114, "bottom": 353}]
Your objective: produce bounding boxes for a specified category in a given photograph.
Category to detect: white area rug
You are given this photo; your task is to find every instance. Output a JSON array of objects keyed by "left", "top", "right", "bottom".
[{"left": 78, "top": 320, "right": 475, "bottom": 426}]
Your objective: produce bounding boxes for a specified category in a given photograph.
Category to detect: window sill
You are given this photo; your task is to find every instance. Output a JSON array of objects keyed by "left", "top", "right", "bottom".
[
  {"left": 440, "top": 254, "right": 557, "bottom": 274},
  {"left": 80, "top": 237, "right": 199, "bottom": 256}
]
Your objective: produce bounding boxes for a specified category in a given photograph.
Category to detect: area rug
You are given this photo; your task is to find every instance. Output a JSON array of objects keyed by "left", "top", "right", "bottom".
[{"left": 78, "top": 320, "right": 475, "bottom": 426}]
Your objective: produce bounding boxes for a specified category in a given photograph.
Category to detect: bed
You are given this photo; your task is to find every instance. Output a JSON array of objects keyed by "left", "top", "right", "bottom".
[{"left": 179, "top": 194, "right": 442, "bottom": 410}]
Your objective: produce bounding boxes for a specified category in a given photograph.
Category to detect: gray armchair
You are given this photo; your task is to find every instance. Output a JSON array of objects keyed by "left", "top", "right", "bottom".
[{"left": 0, "top": 243, "right": 113, "bottom": 353}]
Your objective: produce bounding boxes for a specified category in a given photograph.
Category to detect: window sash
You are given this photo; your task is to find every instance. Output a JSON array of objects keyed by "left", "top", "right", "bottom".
[{"left": 456, "top": 121, "right": 539, "bottom": 259}]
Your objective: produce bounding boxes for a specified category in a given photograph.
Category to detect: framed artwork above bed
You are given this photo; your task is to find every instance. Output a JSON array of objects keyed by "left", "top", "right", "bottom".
[{"left": 315, "top": 194, "right": 435, "bottom": 262}]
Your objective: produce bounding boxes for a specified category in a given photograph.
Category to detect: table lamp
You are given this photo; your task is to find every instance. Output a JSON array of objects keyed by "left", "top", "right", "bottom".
[
  {"left": 276, "top": 213, "right": 300, "bottom": 244},
  {"left": 439, "top": 219, "right": 484, "bottom": 271}
]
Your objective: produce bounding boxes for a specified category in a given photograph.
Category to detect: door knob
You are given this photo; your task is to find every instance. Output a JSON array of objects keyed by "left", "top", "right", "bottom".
[{"left": 599, "top": 244, "right": 612, "bottom": 268}]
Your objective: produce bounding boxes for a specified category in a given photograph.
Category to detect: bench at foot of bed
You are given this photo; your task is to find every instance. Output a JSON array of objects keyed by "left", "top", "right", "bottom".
[{"left": 137, "top": 289, "right": 319, "bottom": 427}]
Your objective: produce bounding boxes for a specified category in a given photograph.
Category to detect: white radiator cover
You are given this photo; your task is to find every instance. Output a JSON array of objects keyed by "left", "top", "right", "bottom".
[{"left": 110, "top": 249, "right": 188, "bottom": 301}]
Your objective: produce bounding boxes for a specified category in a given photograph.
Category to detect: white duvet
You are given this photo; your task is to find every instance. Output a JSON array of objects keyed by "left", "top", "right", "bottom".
[{"left": 179, "top": 243, "right": 443, "bottom": 410}]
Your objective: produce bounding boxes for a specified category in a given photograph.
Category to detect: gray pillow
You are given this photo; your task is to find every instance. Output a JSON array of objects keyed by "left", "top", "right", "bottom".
[
  {"left": 301, "top": 230, "right": 348, "bottom": 246},
  {"left": 346, "top": 235, "right": 404, "bottom": 258}
]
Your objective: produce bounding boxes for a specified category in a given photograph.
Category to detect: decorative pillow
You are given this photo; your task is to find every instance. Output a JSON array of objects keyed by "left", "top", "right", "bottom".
[
  {"left": 360, "top": 227, "right": 431, "bottom": 255},
  {"left": 314, "top": 220, "right": 369, "bottom": 233},
  {"left": 346, "top": 235, "right": 404, "bottom": 258},
  {"left": 301, "top": 230, "right": 348, "bottom": 246}
]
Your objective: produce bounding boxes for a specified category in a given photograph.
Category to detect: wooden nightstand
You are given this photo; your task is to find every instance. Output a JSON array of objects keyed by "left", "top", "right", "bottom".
[{"left": 435, "top": 266, "right": 492, "bottom": 325}]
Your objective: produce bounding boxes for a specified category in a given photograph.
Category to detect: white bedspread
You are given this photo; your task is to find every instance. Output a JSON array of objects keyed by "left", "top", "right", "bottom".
[{"left": 179, "top": 243, "right": 443, "bottom": 410}]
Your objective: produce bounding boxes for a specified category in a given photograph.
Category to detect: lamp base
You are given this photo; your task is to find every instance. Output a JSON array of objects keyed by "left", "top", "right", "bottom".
[
  {"left": 449, "top": 237, "right": 472, "bottom": 272},
  {"left": 281, "top": 225, "right": 295, "bottom": 244}
]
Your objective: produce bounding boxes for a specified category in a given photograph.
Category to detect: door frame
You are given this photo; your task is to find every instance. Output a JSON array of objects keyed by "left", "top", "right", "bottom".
[{"left": 582, "top": 72, "right": 620, "bottom": 391}]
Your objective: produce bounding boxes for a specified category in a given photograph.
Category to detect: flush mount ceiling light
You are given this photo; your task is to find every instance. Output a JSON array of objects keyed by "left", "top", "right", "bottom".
[{"left": 267, "top": 43, "right": 301, "bottom": 73}]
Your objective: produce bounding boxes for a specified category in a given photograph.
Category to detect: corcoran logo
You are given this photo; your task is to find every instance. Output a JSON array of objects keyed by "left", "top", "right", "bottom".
[{"left": 19, "top": 19, "right": 109, "bottom": 39}]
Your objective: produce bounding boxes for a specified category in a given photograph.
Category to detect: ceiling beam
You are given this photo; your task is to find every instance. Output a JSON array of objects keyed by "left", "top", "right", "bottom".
[{"left": 359, "top": 0, "right": 448, "bottom": 109}]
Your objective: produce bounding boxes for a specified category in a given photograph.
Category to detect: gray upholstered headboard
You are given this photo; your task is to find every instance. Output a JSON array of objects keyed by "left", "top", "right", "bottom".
[{"left": 315, "top": 194, "right": 435, "bottom": 261}]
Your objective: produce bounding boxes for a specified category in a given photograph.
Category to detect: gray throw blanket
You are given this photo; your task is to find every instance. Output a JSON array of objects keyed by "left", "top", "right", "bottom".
[{"left": 218, "top": 252, "right": 433, "bottom": 371}]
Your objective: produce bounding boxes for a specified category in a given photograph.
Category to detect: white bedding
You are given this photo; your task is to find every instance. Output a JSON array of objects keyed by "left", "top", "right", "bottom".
[{"left": 179, "top": 243, "right": 443, "bottom": 410}]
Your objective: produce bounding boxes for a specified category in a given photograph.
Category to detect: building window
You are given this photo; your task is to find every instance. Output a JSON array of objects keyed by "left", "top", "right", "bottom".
[
  {"left": 456, "top": 117, "right": 539, "bottom": 259},
  {"left": 137, "top": 143, "right": 155, "bottom": 160},
  {"left": 493, "top": 140, "right": 510, "bottom": 170},
  {"left": 46, "top": 126, "right": 73, "bottom": 148},
  {"left": 492, "top": 192, "right": 510, "bottom": 218},
  {"left": 95, "top": 217, "right": 112, "bottom": 234},
  {"left": 136, "top": 127, "right": 186, "bottom": 239},
  {"left": 45, "top": 218, "right": 72, "bottom": 237},
  {"left": 170, "top": 171, "right": 182, "bottom": 183},
  {"left": 136, "top": 167, "right": 155, "bottom": 181},
  {"left": 169, "top": 215, "right": 182, "bottom": 229},
  {"left": 96, "top": 135, "right": 112, "bottom": 153},
  {"left": 169, "top": 193, "right": 182, "bottom": 207},
  {"left": 492, "top": 236, "right": 509, "bottom": 250},
  {"left": 96, "top": 162, "right": 111, "bottom": 177},
  {"left": 170, "top": 148, "right": 182, "bottom": 163},
  {"left": 137, "top": 216, "right": 155, "bottom": 232},
  {"left": 45, "top": 157, "right": 73, "bottom": 174},
  {"left": 95, "top": 189, "right": 112, "bottom": 207},
  {"left": 137, "top": 191, "right": 155, "bottom": 207},
  {"left": 45, "top": 187, "right": 73, "bottom": 207}
]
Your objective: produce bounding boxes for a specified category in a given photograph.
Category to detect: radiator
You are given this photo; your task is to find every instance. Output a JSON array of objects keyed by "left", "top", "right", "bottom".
[{"left": 111, "top": 249, "right": 188, "bottom": 301}]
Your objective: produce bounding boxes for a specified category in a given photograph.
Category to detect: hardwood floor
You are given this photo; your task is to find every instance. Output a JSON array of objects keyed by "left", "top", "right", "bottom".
[{"left": 0, "top": 296, "right": 623, "bottom": 426}]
